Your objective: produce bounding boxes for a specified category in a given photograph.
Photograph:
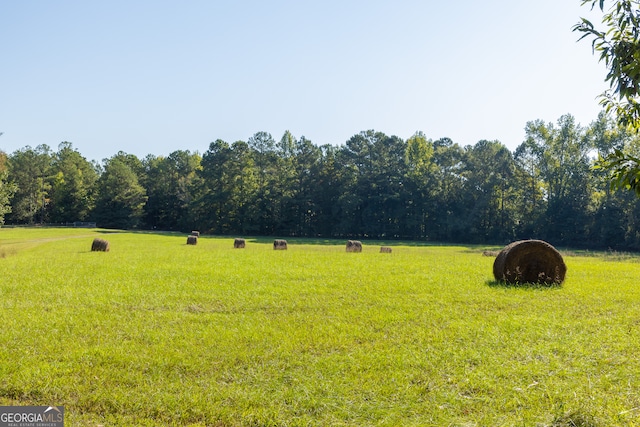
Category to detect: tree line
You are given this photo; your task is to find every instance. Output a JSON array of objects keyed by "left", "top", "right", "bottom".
[{"left": 1, "top": 112, "right": 640, "bottom": 250}]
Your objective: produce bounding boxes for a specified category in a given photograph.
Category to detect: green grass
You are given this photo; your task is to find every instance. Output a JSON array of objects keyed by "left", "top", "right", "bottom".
[{"left": 1, "top": 228, "right": 640, "bottom": 426}]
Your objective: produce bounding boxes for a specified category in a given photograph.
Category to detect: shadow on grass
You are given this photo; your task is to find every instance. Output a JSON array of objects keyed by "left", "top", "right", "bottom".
[
  {"left": 93, "top": 228, "right": 546, "bottom": 249},
  {"left": 550, "top": 409, "right": 600, "bottom": 427},
  {"left": 486, "top": 279, "right": 562, "bottom": 290},
  {"left": 96, "top": 230, "right": 126, "bottom": 234},
  {"left": 245, "top": 236, "right": 340, "bottom": 246}
]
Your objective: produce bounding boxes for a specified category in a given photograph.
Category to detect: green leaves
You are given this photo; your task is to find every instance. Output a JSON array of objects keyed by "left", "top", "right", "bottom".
[
  {"left": 575, "top": 1, "right": 640, "bottom": 199},
  {"left": 595, "top": 148, "right": 640, "bottom": 195},
  {"left": 0, "top": 167, "right": 17, "bottom": 226},
  {"left": 49, "top": 142, "right": 98, "bottom": 222},
  {"left": 94, "top": 157, "right": 148, "bottom": 229},
  {"left": 7, "top": 145, "right": 53, "bottom": 224},
  {"left": 575, "top": 1, "right": 640, "bottom": 128}
]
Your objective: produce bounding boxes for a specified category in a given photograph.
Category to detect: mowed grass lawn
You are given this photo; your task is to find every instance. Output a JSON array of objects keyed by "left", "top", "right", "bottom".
[{"left": 1, "top": 229, "right": 640, "bottom": 426}]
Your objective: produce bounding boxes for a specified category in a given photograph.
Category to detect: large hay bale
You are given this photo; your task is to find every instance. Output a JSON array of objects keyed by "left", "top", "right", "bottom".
[
  {"left": 234, "top": 238, "right": 246, "bottom": 249},
  {"left": 346, "top": 240, "right": 362, "bottom": 252},
  {"left": 493, "top": 239, "right": 566, "bottom": 285},
  {"left": 91, "top": 238, "right": 110, "bottom": 252},
  {"left": 186, "top": 235, "right": 198, "bottom": 245},
  {"left": 191, "top": 230, "right": 200, "bottom": 237},
  {"left": 273, "top": 239, "right": 288, "bottom": 250},
  {"left": 380, "top": 246, "right": 392, "bottom": 253}
]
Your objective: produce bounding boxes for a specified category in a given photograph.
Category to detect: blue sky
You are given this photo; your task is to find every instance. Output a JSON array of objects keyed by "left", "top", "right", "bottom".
[{"left": 1, "top": 1, "right": 607, "bottom": 162}]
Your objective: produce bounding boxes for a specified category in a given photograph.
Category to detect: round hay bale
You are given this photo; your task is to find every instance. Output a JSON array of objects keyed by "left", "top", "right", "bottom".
[
  {"left": 493, "top": 239, "right": 566, "bottom": 285},
  {"left": 234, "top": 238, "right": 246, "bottom": 249},
  {"left": 346, "top": 240, "right": 362, "bottom": 252},
  {"left": 186, "top": 235, "right": 198, "bottom": 245},
  {"left": 91, "top": 238, "right": 110, "bottom": 252},
  {"left": 190, "top": 230, "right": 200, "bottom": 237},
  {"left": 273, "top": 239, "right": 288, "bottom": 250},
  {"left": 380, "top": 246, "right": 392, "bottom": 253}
]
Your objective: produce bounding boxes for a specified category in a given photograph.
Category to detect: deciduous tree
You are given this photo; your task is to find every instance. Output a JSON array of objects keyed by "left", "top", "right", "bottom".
[
  {"left": 49, "top": 142, "right": 98, "bottom": 223},
  {"left": 7, "top": 145, "right": 52, "bottom": 224},
  {"left": 461, "top": 140, "right": 516, "bottom": 243},
  {"left": 515, "top": 115, "right": 594, "bottom": 244},
  {"left": 94, "top": 155, "right": 147, "bottom": 229},
  {"left": 0, "top": 151, "right": 16, "bottom": 226},
  {"left": 575, "top": 0, "right": 640, "bottom": 193}
]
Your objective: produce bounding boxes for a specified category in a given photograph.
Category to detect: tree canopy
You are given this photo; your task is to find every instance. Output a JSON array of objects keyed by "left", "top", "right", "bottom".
[{"left": 4, "top": 118, "right": 640, "bottom": 250}]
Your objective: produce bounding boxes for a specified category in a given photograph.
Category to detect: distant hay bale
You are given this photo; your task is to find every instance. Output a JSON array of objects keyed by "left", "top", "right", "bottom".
[
  {"left": 346, "top": 240, "right": 362, "bottom": 252},
  {"left": 482, "top": 250, "right": 499, "bottom": 257},
  {"left": 190, "top": 231, "right": 200, "bottom": 237},
  {"left": 493, "top": 239, "right": 566, "bottom": 285},
  {"left": 186, "top": 235, "right": 198, "bottom": 245},
  {"left": 234, "top": 238, "right": 246, "bottom": 249},
  {"left": 91, "top": 238, "right": 110, "bottom": 252},
  {"left": 273, "top": 239, "right": 288, "bottom": 250},
  {"left": 380, "top": 246, "right": 392, "bottom": 253}
]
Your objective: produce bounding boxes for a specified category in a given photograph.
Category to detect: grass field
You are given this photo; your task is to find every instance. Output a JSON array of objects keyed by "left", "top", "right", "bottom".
[{"left": 1, "top": 228, "right": 640, "bottom": 426}]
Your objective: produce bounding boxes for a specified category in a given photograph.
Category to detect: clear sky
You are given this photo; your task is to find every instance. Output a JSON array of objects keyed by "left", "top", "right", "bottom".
[{"left": 1, "top": 1, "right": 609, "bottom": 163}]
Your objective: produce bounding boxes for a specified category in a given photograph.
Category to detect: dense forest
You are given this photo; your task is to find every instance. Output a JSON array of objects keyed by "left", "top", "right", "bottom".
[{"left": 1, "top": 112, "right": 640, "bottom": 250}]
